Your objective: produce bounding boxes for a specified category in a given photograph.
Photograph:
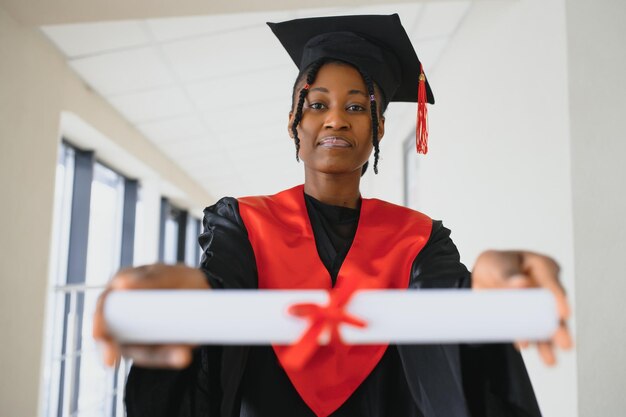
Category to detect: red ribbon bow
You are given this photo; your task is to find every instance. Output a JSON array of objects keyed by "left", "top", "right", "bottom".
[{"left": 281, "top": 282, "right": 367, "bottom": 370}]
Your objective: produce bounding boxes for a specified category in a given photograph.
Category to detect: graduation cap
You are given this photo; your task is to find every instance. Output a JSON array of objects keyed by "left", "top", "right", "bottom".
[{"left": 268, "top": 14, "right": 432, "bottom": 154}]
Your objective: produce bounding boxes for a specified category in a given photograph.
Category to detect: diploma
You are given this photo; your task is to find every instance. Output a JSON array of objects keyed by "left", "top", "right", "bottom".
[{"left": 104, "top": 289, "right": 557, "bottom": 345}]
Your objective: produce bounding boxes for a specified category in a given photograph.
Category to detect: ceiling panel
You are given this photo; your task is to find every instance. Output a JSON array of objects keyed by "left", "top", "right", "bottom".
[
  {"left": 201, "top": 101, "right": 286, "bottom": 135},
  {"left": 41, "top": 2, "right": 472, "bottom": 200},
  {"left": 146, "top": 10, "right": 296, "bottom": 42},
  {"left": 161, "top": 25, "right": 289, "bottom": 82},
  {"left": 108, "top": 87, "right": 193, "bottom": 124},
  {"left": 136, "top": 115, "right": 207, "bottom": 143},
  {"left": 184, "top": 67, "right": 296, "bottom": 112},
  {"left": 157, "top": 137, "right": 216, "bottom": 157},
  {"left": 287, "top": 3, "right": 421, "bottom": 19},
  {"left": 69, "top": 47, "right": 173, "bottom": 95},
  {"left": 363, "top": 3, "right": 421, "bottom": 15},
  {"left": 41, "top": 20, "right": 149, "bottom": 57}
]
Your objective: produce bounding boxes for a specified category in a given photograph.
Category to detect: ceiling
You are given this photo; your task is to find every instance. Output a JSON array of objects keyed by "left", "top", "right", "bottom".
[{"left": 39, "top": 1, "right": 472, "bottom": 198}]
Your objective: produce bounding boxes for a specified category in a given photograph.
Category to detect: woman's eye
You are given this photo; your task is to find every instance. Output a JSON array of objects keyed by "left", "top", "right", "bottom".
[
  {"left": 308, "top": 102, "right": 326, "bottom": 110},
  {"left": 347, "top": 104, "right": 366, "bottom": 112}
]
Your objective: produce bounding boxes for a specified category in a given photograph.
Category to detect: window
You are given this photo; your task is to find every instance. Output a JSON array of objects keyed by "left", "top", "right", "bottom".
[
  {"left": 185, "top": 215, "right": 202, "bottom": 267},
  {"left": 43, "top": 142, "right": 139, "bottom": 417},
  {"left": 44, "top": 140, "right": 202, "bottom": 417},
  {"left": 159, "top": 198, "right": 201, "bottom": 267},
  {"left": 42, "top": 143, "right": 75, "bottom": 417}
]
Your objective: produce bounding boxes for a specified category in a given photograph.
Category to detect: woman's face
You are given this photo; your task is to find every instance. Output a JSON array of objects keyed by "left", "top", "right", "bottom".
[{"left": 288, "top": 62, "right": 385, "bottom": 176}]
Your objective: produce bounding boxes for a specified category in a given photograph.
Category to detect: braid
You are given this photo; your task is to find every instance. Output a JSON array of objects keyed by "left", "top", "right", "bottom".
[
  {"left": 357, "top": 70, "right": 381, "bottom": 174},
  {"left": 291, "top": 60, "right": 324, "bottom": 161}
]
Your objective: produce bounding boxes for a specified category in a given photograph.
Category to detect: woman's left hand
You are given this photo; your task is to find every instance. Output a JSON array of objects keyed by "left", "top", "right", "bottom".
[{"left": 472, "top": 250, "right": 573, "bottom": 366}]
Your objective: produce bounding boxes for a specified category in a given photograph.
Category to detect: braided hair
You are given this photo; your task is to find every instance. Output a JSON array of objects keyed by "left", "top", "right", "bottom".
[
  {"left": 356, "top": 69, "right": 381, "bottom": 174},
  {"left": 290, "top": 59, "right": 388, "bottom": 175},
  {"left": 290, "top": 59, "right": 324, "bottom": 162}
]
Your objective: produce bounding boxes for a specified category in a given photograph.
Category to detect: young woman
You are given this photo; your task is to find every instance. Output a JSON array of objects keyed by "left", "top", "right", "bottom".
[{"left": 94, "top": 14, "right": 571, "bottom": 417}]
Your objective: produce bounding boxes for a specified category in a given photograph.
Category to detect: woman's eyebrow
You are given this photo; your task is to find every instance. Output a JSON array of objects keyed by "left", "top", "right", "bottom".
[
  {"left": 348, "top": 89, "right": 368, "bottom": 97},
  {"left": 309, "top": 87, "right": 367, "bottom": 97}
]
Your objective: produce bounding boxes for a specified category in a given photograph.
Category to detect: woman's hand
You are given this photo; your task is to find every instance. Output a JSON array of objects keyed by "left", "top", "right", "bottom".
[
  {"left": 472, "top": 250, "right": 573, "bottom": 366},
  {"left": 93, "top": 264, "right": 210, "bottom": 369}
]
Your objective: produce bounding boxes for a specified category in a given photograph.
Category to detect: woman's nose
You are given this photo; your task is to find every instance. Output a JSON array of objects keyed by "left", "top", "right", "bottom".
[{"left": 324, "top": 109, "right": 349, "bottom": 130}]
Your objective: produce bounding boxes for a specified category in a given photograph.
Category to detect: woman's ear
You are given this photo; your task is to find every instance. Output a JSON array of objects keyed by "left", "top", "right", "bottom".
[
  {"left": 377, "top": 116, "right": 385, "bottom": 143},
  {"left": 288, "top": 111, "right": 295, "bottom": 139}
]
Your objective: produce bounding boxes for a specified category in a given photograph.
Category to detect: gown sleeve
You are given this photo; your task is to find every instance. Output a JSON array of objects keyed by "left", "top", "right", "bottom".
[
  {"left": 125, "top": 197, "right": 256, "bottom": 417},
  {"left": 198, "top": 197, "right": 257, "bottom": 289},
  {"left": 400, "top": 220, "right": 542, "bottom": 417}
]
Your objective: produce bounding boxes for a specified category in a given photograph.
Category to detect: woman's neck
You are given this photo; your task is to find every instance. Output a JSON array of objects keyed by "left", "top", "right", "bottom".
[{"left": 303, "top": 169, "right": 361, "bottom": 208}]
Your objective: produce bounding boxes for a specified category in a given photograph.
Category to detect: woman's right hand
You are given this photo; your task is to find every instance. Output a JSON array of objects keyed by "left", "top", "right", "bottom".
[{"left": 93, "top": 264, "right": 210, "bottom": 369}]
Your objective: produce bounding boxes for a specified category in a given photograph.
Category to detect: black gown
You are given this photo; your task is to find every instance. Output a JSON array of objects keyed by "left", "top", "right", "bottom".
[{"left": 125, "top": 194, "right": 542, "bottom": 417}]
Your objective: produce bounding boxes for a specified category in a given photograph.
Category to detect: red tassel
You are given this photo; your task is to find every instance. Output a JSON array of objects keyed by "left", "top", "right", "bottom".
[{"left": 416, "top": 64, "right": 428, "bottom": 154}]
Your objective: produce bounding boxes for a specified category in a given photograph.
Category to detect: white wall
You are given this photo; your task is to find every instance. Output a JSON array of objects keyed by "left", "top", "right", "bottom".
[
  {"left": 366, "top": 1, "right": 578, "bottom": 416},
  {"left": 0, "top": 8, "right": 65, "bottom": 417},
  {"left": 566, "top": 0, "right": 626, "bottom": 416},
  {"left": 0, "top": 5, "right": 211, "bottom": 416}
]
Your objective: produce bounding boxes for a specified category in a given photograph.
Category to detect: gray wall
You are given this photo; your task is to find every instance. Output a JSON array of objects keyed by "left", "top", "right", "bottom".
[{"left": 566, "top": 0, "right": 626, "bottom": 415}]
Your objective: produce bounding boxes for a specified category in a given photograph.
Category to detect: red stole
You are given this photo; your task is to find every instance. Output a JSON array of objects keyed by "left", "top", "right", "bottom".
[{"left": 238, "top": 185, "right": 432, "bottom": 417}]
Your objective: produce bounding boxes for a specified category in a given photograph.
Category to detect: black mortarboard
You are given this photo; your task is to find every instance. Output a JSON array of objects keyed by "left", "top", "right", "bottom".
[{"left": 267, "top": 14, "right": 434, "bottom": 105}]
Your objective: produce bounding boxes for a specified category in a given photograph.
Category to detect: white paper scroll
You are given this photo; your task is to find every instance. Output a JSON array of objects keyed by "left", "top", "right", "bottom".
[{"left": 104, "top": 289, "right": 558, "bottom": 344}]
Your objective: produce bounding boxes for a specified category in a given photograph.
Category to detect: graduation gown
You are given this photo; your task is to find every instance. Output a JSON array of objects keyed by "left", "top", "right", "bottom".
[{"left": 125, "top": 188, "right": 542, "bottom": 417}]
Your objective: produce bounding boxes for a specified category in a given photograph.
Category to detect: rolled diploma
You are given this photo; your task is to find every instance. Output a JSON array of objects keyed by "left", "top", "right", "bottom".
[{"left": 104, "top": 289, "right": 558, "bottom": 344}]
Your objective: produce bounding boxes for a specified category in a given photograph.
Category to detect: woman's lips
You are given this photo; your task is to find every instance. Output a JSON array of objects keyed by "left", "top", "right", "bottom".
[{"left": 318, "top": 136, "right": 352, "bottom": 148}]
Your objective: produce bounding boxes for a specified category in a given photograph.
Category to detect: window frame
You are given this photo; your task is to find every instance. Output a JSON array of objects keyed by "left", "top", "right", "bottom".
[
  {"left": 44, "top": 140, "right": 140, "bottom": 417},
  {"left": 159, "top": 199, "right": 201, "bottom": 266}
]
